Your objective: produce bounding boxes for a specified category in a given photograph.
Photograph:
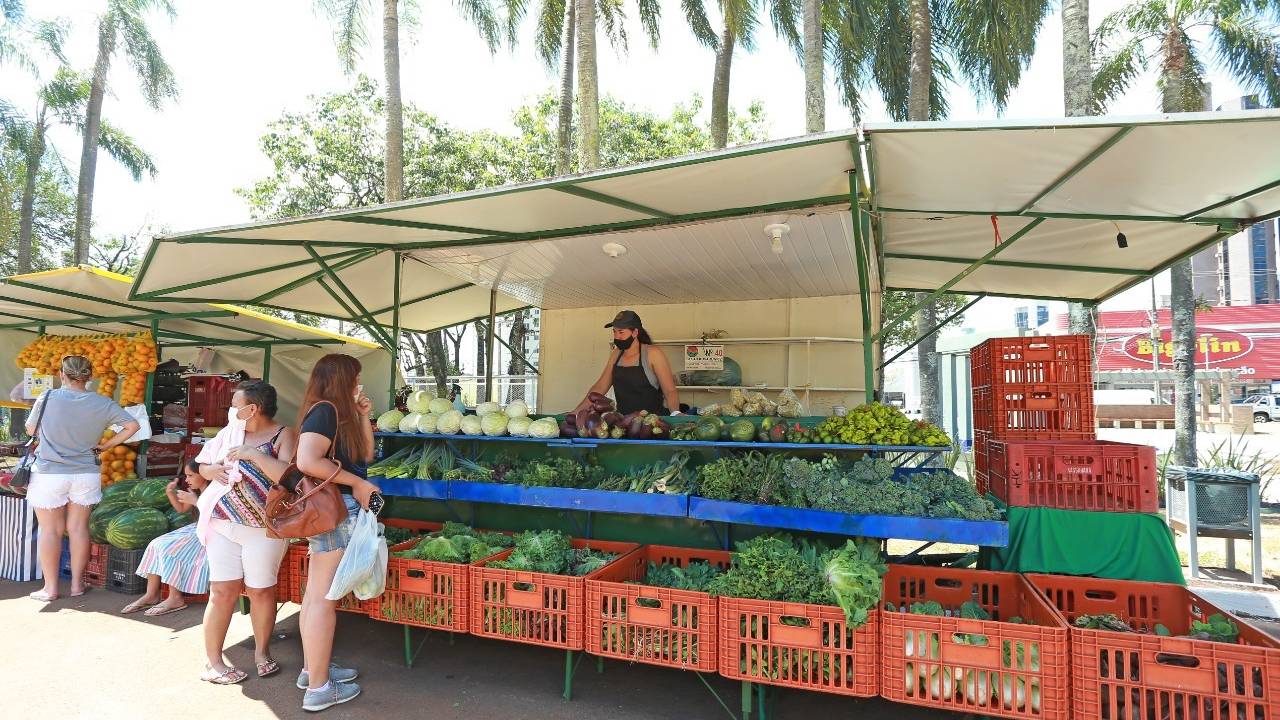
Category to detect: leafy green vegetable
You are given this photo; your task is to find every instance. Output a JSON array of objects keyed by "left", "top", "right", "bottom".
[
  {"left": 1189, "top": 614, "right": 1239, "bottom": 643},
  {"left": 821, "top": 539, "right": 888, "bottom": 627},
  {"left": 1073, "top": 613, "right": 1135, "bottom": 632},
  {"left": 641, "top": 561, "right": 723, "bottom": 591},
  {"left": 908, "top": 601, "right": 946, "bottom": 616},
  {"left": 483, "top": 530, "right": 616, "bottom": 576}
]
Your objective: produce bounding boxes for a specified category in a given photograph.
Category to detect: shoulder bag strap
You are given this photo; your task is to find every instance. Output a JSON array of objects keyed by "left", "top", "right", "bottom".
[{"left": 24, "top": 389, "right": 53, "bottom": 450}]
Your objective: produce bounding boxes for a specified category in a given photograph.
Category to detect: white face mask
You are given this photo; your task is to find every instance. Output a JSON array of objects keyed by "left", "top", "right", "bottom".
[{"left": 227, "top": 406, "right": 247, "bottom": 428}]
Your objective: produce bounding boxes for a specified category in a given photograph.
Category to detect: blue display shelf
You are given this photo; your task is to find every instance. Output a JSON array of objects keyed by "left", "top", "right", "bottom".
[
  {"left": 374, "top": 478, "right": 448, "bottom": 500},
  {"left": 687, "top": 497, "right": 1008, "bottom": 546},
  {"left": 376, "top": 432, "right": 573, "bottom": 445},
  {"left": 446, "top": 481, "right": 689, "bottom": 517},
  {"left": 374, "top": 431, "right": 943, "bottom": 455}
]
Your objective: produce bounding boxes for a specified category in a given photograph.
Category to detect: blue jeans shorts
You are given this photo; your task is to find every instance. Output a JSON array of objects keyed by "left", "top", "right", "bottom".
[{"left": 309, "top": 495, "right": 360, "bottom": 554}]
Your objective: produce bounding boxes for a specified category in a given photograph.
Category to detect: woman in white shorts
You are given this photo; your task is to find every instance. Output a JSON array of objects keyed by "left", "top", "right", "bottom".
[
  {"left": 25, "top": 355, "right": 140, "bottom": 602},
  {"left": 194, "top": 381, "right": 295, "bottom": 685}
]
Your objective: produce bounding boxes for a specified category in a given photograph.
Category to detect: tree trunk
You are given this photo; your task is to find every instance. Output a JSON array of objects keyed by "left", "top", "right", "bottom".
[
  {"left": 575, "top": 0, "right": 599, "bottom": 170},
  {"left": 906, "top": 0, "right": 938, "bottom": 422},
  {"left": 555, "top": 0, "right": 576, "bottom": 175},
  {"left": 18, "top": 115, "right": 45, "bottom": 274},
  {"left": 710, "top": 21, "right": 735, "bottom": 149},
  {"left": 1062, "top": 0, "right": 1095, "bottom": 338},
  {"left": 906, "top": 0, "right": 932, "bottom": 122},
  {"left": 475, "top": 320, "right": 487, "bottom": 404},
  {"left": 506, "top": 310, "right": 528, "bottom": 402},
  {"left": 426, "top": 330, "right": 449, "bottom": 397},
  {"left": 802, "top": 0, "right": 824, "bottom": 134},
  {"left": 382, "top": 0, "right": 404, "bottom": 201},
  {"left": 73, "top": 18, "right": 116, "bottom": 265}
]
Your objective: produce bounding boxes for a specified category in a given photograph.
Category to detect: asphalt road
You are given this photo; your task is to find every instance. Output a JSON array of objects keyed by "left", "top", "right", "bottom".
[{"left": 0, "top": 580, "right": 953, "bottom": 720}]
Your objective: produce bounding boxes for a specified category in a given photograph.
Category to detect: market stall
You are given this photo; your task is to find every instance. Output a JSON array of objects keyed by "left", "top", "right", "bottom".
[{"left": 114, "top": 110, "right": 1280, "bottom": 717}]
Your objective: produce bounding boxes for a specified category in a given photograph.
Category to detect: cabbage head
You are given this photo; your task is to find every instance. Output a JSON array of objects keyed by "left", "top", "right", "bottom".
[
  {"left": 460, "top": 414, "right": 484, "bottom": 436},
  {"left": 528, "top": 417, "right": 560, "bottom": 439},
  {"left": 398, "top": 412, "right": 422, "bottom": 434},
  {"left": 505, "top": 400, "right": 529, "bottom": 418},
  {"left": 415, "top": 413, "right": 439, "bottom": 434},
  {"left": 406, "top": 390, "right": 433, "bottom": 413},
  {"left": 481, "top": 413, "right": 509, "bottom": 436},
  {"left": 475, "top": 401, "right": 501, "bottom": 417},
  {"left": 437, "top": 410, "right": 463, "bottom": 434},
  {"left": 428, "top": 397, "right": 453, "bottom": 415},
  {"left": 376, "top": 410, "right": 405, "bottom": 432},
  {"left": 507, "top": 416, "right": 533, "bottom": 437}
]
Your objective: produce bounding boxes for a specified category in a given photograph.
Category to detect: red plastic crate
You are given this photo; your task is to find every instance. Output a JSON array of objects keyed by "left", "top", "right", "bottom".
[
  {"left": 974, "top": 430, "right": 990, "bottom": 494},
  {"left": 585, "top": 545, "right": 732, "bottom": 672},
  {"left": 186, "top": 375, "right": 237, "bottom": 434},
  {"left": 987, "top": 439, "right": 1157, "bottom": 513},
  {"left": 973, "top": 384, "right": 1096, "bottom": 440},
  {"left": 470, "top": 538, "right": 639, "bottom": 651},
  {"left": 880, "top": 565, "right": 1070, "bottom": 719},
  {"left": 372, "top": 527, "right": 509, "bottom": 633},
  {"left": 718, "top": 597, "right": 879, "bottom": 697},
  {"left": 83, "top": 542, "right": 109, "bottom": 587},
  {"left": 1025, "top": 574, "right": 1280, "bottom": 720},
  {"left": 971, "top": 336, "right": 1093, "bottom": 390}
]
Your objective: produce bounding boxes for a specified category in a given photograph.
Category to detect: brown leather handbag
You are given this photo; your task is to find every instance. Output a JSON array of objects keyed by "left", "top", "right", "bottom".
[{"left": 264, "top": 401, "right": 349, "bottom": 540}]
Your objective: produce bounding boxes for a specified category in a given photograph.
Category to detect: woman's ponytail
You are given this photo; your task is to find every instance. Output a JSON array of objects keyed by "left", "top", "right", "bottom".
[{"left": 638, "top": 328, "right": 653, "bottom": 345}]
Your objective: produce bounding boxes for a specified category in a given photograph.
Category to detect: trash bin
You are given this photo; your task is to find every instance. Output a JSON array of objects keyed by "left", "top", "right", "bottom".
[{"left": 1165, "top": 466, "right": 1263, "bottom": 584}]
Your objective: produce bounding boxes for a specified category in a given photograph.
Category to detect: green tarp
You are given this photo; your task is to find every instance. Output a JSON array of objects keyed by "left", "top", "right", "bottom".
[{"left": 981, "top": 506, "right": 1185, "bottom": 585}]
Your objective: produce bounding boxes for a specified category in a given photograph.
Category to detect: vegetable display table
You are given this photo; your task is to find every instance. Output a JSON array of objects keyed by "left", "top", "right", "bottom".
[{"left": 980, "top": 506, "right": 1184, "bottom": 584}]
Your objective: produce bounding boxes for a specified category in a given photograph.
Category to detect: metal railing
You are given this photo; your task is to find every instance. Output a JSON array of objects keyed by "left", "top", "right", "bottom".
[{"left": 403, "top": 374, "right": 538, "bottom": 409}]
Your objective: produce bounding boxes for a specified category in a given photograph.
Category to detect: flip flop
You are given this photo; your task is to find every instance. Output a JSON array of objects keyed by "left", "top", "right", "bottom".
[
  {"left": 28, "top": 590, "right": 57, "bottom": 602},
  {"left": 122, "top": 599, "right": 157, "bottom": 614},
  {"left": 144, "top": 603, "right": 186, "bottom": 617},
  {"left": 256, "top": 659, "right": 281, "bottom": 678},
  {"left": 201, "top": 667, "right": 248, "bottom": 685}
]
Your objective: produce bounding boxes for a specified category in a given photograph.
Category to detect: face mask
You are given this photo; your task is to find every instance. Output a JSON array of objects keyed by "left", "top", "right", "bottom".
[
  {"left": 227, "top": 406, "right": 248, "bottom": 428},
  {"left": 613, "top": 335, "right": 635, "bottom": 351}
]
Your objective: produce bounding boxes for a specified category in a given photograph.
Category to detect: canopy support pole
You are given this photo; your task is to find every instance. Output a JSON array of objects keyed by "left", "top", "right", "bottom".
[
  {"left": 305, "top": 246, "right": 395, "bottom": 349},
  {"left": 252, "top": 249, "right": 380, "bottom": 305},
  {"left": 140, "top": 319, "right": 159, "bottom": 478},
  {"left": 480, "top": 320, "right": 540, "bottom": 375},
  {"left": 390, "top": 252, "right": 402, "bottom": 405},
  {"left": 848, "top": 170, "right": 875, "bottom": 404},
  {"left": 873, "top": 217, "right": 1047, "bottom": 344},
  {"left": 878, "top": 294, "right": 982, "bottom": 370},
  {"left": 486, "top": 290, "right": 497, "bottom": 403},
  {"left": 262, "top": 345, "right": 272, "bottom": 383}
]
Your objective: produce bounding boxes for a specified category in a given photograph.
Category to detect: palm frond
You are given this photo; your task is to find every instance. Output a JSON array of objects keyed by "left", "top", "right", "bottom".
[
  {"left": 635, "top": 0, "right": 661, "bottom": 49},
  {"left": 929, "top": 50, "right": 952, "bottom": 120},
  {"left": 723, "top": 0, "right": 760, "bottom": 52},
  {"left": 0, "top": 97, "right": 30, "bottom": 148},
  {"left": 768, "top": 0, "right": 803, "bottom": 59},
  {"left": 1, "top": 0, "right": 22, "bottom": 23},
  {"left": 400, "top": 0, "right": 422, "bottom": 39},
  {"left": 0, "top": 31, "right": 36, "bottom": 76},
  {"left": 95, "top": 119, "right": 156, "bottom": 181},
  {"left": 314, "top": 0, "right": 369, "bottom": 74},
  {"left": 456, "top": 0, "right": 502, "bottom": 54},
  {"left": 1211, "top": 11, "right": 1280, "bottom": 107},
  {"left": 501, "top": 0, "right": 533, "bottom": 48},
  {"left": 41, "top": 66, "right": 91, "bottom": 124},
  {"left": 1089, "top": 35, "right": 1146, "bottom": 112},
  {"left": 941, "top": 0, "right": 1050, "bottom": 112},
  {"left": 595, "top": 0, "right": 629, "bottom": 53},
  {"left": 116, "top": 3, "right": 179, "bottom": 107},
  {"left": 533, "top": 0, "right": 567, "bottom": 67},
  {"left": 31, "top": 18, "right": 70, "bottom": 64},
  {"left": 1093, "top": 0, "right": 1166, "bottom": 46},
  {"left": 682, "top": 0, "right": 718, "bottom": 49}
]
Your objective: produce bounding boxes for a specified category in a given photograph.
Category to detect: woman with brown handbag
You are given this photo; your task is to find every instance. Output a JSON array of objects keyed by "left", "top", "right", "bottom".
[{"left": 232, "top": 354, "right": 378, "bottom": 712}]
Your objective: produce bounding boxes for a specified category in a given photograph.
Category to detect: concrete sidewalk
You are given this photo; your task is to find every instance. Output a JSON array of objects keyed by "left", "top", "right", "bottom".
[{"left": 0, "top": 580, "right": 946, "bottom": 720}]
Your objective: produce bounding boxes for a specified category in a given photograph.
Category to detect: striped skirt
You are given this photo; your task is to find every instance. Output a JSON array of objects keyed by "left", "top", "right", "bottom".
[{"left": 135, "top": 524, "right": 209, "bottom": 594}]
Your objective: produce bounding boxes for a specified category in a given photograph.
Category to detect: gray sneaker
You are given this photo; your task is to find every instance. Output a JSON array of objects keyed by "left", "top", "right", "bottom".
[
  {"left": 296, "top": 663, "right": 359, "bottom": 690},
  {"left": 302, "top": 680, "right": 361, "bottom": 712}
]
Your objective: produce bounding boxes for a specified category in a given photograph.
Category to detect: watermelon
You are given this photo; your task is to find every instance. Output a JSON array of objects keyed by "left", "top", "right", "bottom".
[
  {"left": 106, "top": 508, "right": 170, "bottom": 550},
  {"left": 128, "top": 478, "right": 170, "bottom": 509},
  {"left": 89, "top": 503, "right": 131, "bottom": 544},
  {"left": 102, "top": 479, "right": 142, "bottom": 502},
  {"left": 166, "top": 508, "right": 194, "bottom": 529}
]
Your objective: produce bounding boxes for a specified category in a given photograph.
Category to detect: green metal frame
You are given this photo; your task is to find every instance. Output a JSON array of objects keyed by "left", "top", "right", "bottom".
[
  {"left": 878, "top": 294, "right": 983, "bottom": 370},
  {"left": 0, "top": 309, "right": 235, "bottom": 330},
  {"left": 848, "top": 169, "right": 876, "bottom": 403},
  {"left": 390, "top": 252, "right": 402, "bottom": 403},
  {"left": 883, "top": 252, "right": 1147, "bottom": 276},
  {"left": 307, "top": 246, "right": 395, "bottom": 349}
]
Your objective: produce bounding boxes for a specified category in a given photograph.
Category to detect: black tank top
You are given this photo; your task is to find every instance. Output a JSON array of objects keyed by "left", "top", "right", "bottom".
[{"left": 613, "top": 348, "right": 666, "bottom": 415}]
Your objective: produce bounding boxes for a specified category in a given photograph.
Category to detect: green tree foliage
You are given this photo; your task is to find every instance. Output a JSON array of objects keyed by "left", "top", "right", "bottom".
[
  {"left": 0, "top": 137, "right": 73, "bottom": 275},
  {"left": 238, "top": 76, "right": 769, "bottom": 218},
  {"left": 879, "top": 290, "right": 971, "bottom": 351}
]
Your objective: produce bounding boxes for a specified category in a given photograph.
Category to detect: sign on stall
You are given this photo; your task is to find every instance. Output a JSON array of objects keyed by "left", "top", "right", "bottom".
[
  {"left": 22, "top": 368, "right": 52, "bottom": 400},
  {"left": 684, "top": 344, "right": 725, "bottom": 371}
]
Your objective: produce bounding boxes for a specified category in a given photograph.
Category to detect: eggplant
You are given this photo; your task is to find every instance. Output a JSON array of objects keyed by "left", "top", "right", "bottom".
[
  {"left": 650, "top": 418, "right": 671, "bottom": 437},
  {"left": 559, "top": 419, "right": 575, "bottom": 437},
  {"left": 587, "top": 391, "right": 610, "bottom": 404},
  {"left": 565, "top": 413, "right": 577, "bottom": 428},
  {"left": 582, "top": 412, "right": 603, "bottom": 438},
  {"left": 575, "top": 408, "right": 594, "bottom": 434},
  {"left": 602, "top": 411, "right": 625, "bottom": 428},
  {"left": 626, "top": 415, "right": 647, "bottom": 439},
  {"left": 633, "top": 423, "right": 653, "bottom": 440}
]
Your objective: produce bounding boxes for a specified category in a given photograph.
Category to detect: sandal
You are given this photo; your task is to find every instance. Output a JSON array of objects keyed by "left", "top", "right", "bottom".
[
  {"left": 122, "top": 599, "right": 157, "bottom": 614},
  {"left": 256, "top": 659, "right": 281, "bottom": 678},
  {"left": 201, "top": 667, "right": 248, "bottom": 685},
  {"left": 29, "top": 590, "right": 57, "bottom": 602},
  {"left": 144, "top": 603, "right": 186, "bottom": 617}
]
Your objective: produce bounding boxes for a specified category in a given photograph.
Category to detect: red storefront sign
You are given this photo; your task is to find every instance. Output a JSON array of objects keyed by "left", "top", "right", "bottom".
[{"left": 1079, "top": 306, "right": 1280, "bottom": 379}]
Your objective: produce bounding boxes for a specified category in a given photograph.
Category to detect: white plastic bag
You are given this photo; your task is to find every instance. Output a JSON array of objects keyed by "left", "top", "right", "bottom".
[
  {"left": 326, "top": 510, "right": 387, "bottom": 601},
  {"left": 117, "top": 404, "right": 153, "bottom": 442}
]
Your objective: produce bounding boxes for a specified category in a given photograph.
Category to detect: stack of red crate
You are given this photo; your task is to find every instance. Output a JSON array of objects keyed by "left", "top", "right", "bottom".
[
  {"left": 186, "top": 375, "right": 237, "bottom": 436},
  {"left": 971, "top": 336, "right": 1097, "bottom": 496}
]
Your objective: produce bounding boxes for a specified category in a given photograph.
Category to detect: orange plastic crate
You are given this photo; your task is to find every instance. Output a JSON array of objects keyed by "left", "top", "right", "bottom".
[
  {"left": 718, "top": 597, "right": 879, "bottom": 697},
  {"left": 372, "top": 530, "right": 510, "bottom": 633},
  {"left": 971, "top": 336, "right": 1093, "bottom": 390},
  {"left": 294, "top": 519, "right": 440, "bottom": 614},
  {"left": 973, "top": 384, "right": 1096, "bottom": 440},
  {"left": 880, "top": 565, "right": 1070, "bottom": 719},
  {"left": 585, "top": 545, "right": 732, "bottom": 672},
  {"left": 470, "top": 538, "right": 639, "bottom": 651},
  {"left": 987, "top": 439, "right": 1157, "bottom": 513},
  {"left": 1025, "top": 574, "right": 1280, "bottom": 720}
]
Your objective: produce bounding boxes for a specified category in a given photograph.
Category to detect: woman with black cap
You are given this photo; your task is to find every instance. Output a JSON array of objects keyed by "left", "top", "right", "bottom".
[{"left": 574, "top": 310, "right": 680, "bottom": 416}]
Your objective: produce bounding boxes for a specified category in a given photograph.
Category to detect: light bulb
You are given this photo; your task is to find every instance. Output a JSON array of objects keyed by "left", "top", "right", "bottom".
[{"left": 771, "top": 236, "right": 784, "bottom": 255}]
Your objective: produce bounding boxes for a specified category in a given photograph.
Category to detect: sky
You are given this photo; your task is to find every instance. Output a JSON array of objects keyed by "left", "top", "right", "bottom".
[{"left": 3, "top": 0, "right": 1258, "bottom": 330}]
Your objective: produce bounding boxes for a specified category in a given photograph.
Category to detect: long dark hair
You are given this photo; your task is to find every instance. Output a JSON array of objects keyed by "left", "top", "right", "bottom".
[
  {"left": 298, "top": 354, "right": 372, "bottom": 462},
  {"left": 637, "top": 328, "right": 653, "bottom": 345}
]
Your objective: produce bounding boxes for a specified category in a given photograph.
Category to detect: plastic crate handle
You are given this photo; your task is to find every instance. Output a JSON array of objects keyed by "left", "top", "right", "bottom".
[
  {"left": 629, "top": 599, "right": 671, "bottom": 627},
  {"left": 770, "top": 612, "right": 821, "bottom": 648},
  {"left": 507, "top": 579, "right": 542, "bottom": 610}
]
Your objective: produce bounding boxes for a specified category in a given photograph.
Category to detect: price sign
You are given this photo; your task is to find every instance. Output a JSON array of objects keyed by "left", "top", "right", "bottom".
[
  {"left": 23, "top": 368, "right": 52, "bottom": 400},
  {"left": 684, "top": 344, "right": 725, "bottom": 371}
]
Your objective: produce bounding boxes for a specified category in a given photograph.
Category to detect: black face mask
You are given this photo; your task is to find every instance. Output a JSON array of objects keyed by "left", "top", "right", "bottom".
[{"left": 613, "top": 335, "right": 635, "bottom": 351}]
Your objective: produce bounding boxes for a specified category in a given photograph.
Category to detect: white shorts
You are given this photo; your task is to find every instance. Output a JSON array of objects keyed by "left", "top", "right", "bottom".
[
  {"left": 27, "top": 472, "right": 103, "bottom": 509},
  {"left": 206, "top": 519, "right": 289, "bottom": 588}
]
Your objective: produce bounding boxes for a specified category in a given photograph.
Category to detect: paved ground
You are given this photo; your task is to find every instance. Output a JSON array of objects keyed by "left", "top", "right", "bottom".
[{"left": 0, "top": 580, "right": 949, "bottom": 720}]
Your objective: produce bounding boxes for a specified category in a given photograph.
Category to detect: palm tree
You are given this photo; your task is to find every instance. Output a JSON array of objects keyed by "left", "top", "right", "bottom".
[
  {"left": 802, "top": 0, "right": 823, "bottom": 132},
  {"left": 1063, "top": 0, "right": 1094, "bottom": 336},
  {"left": 16, "top": 68, "right": 155, "bottom": 273},
  {"left": 710, "top": 1, "right": 801, "bottom": 149},
  {"left": 72, "top": 0, "right": 177, "bottom": 265},
  {"left": 1091, "top": 0, "right": 1280, "bottom": 464}
]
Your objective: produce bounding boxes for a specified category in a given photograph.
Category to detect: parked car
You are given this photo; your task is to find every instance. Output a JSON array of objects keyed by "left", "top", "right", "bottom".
[{"left": 1243, "top": 393, "right": 1280, "bottom": 423}]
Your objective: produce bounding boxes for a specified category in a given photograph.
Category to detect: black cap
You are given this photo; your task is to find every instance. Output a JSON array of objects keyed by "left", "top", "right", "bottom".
[{"left": 605, "top": 310, "right": 642, "bottom": 329}]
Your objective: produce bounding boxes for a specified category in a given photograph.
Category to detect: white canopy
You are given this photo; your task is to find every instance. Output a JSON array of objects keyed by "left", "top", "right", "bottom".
[{"left": 130, "top": 110, "right": 1280, "bottom": 332}]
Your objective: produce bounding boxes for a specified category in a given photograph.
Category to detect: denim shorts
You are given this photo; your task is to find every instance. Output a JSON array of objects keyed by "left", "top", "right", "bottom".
[{"left": 309, "top": 495, "right": 360, "bottom": 554}]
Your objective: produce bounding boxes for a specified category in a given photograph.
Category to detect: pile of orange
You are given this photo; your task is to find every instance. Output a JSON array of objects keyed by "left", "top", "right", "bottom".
[
  {"left": 16, "top": 332, "right": 158, "bottom": 404},
  {"left": 98, "top": 430, "right": 140, "bottom": 487}
]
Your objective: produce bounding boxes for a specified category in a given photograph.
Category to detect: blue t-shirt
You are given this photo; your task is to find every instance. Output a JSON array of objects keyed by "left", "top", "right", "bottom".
[
  {"left": 299, "top": 403, "right": 367, "bottom": 494},
  {"left": 32, "top": 388, "right": 134, "bottom": 474}
]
